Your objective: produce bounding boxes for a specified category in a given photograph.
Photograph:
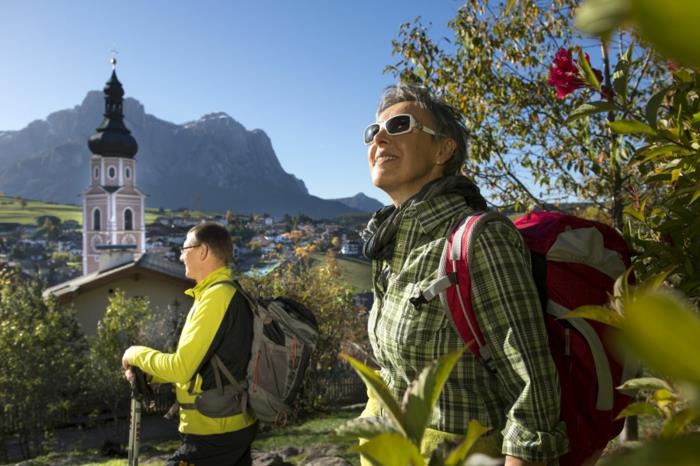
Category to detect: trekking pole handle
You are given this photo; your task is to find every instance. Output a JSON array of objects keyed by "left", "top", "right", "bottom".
[{"left": 130, "top": 366, "right": 152, "bottom": 400}]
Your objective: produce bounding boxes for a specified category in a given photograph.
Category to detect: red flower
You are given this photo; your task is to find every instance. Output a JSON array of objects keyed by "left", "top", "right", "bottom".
[{"left": 548, "top": 48, "right": 604, "bottom": 99}]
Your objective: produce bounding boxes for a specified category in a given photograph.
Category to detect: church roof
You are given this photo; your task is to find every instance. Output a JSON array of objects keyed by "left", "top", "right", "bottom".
[
  {"left": 102, "top": 185, "right": 122, "bottom": 194},
  {"left": 43, "top": 253, "right": 192, "bottom": 301}
]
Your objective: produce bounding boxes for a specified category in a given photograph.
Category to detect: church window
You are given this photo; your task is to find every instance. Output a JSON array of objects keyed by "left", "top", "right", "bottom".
[
  {"left": 108, "top": 166, "right": 116, "bottom": 179},
  {"left": 125, "top": 167, "right": 131, "bottom": 179},
  {"left": 124, "top": 208, "right": 133, "bottom": 231},
  {"left": 94, "top": 167, "right": 99, "bottom": 179},
  {"left": 93, "top": 209, "right": 101, "bottom": 231}
]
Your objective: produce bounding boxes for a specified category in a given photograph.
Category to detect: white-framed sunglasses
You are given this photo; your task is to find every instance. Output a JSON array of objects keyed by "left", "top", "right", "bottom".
[{"left": 363, "top": 113, "right": 440, "bottom": 145}]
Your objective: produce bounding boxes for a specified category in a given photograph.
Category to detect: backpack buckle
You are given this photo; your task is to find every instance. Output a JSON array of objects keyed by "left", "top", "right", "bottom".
[{"left": 409, "top": 289, "right": 428, "bottom": 310}]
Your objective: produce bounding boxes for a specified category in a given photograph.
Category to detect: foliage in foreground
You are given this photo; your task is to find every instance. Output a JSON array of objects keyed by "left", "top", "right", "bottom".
[{"left": 335, "top": 349, "right": 489, "bottom": 466}]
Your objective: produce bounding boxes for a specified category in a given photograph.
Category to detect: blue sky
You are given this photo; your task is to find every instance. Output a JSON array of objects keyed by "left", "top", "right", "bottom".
[{"left": 1, "top": 0, "right": 464, "bottom": 205}]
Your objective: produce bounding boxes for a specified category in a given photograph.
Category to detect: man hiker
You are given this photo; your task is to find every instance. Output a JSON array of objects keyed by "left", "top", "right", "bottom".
[
  {"left": 122, "top": 222, "right": 257, "bottom": 466},
  {"left": 359, "top": 84, "right": 568, "bottom": 465}
]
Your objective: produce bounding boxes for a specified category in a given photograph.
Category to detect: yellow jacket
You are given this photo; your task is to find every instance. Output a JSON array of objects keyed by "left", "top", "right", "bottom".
[{"left": 123, "top": 266, "right": 256, "bottom": 435}]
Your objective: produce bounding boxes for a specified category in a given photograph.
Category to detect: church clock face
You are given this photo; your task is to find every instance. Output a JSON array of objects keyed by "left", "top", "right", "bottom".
[{"left": 90, "top": 235, "right": 104, "bottom": 252}]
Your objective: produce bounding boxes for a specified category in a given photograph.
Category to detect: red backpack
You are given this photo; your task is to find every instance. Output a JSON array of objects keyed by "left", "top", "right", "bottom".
[{"left": 414, "top": 211, "right": 634, "bottom": 466}]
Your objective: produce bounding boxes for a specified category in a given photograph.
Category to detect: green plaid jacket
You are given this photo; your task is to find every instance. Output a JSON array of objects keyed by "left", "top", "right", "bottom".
[{"left": 367, "top": 193, "right": 569, "bottom": 461}]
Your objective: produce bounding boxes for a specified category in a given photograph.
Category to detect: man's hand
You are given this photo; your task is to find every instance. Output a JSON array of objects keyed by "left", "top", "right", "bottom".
[
  {"left": 124, "top": 367, "right": 135, "bottom": 384},
  {"left": 122, "top": 347, "right": 134, "bottom": 384},
  {"left": 122, "top": 346, "right": 135, "bottom": 370}
]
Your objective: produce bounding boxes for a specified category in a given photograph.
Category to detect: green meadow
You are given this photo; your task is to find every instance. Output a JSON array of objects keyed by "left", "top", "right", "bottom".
[
  {"left": 312, "top": 252, "right": 372, "bottom": 292},
  {"left": 0, "top": 195, "right": 205, "bottom": 226}
]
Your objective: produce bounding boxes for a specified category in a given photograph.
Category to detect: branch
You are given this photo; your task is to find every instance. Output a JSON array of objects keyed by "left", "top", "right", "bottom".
[{"left": 492, "top": 149, "right": 549, "bottom": 207}]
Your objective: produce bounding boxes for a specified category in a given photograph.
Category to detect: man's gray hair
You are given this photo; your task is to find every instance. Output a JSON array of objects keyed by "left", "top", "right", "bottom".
[{"left": 377, "top": 84, "right": 467, "bottom": 176}]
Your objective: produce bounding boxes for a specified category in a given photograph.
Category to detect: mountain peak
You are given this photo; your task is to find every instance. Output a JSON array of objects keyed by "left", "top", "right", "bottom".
[
  {"left": 201, "top": 112, "right": 233, "bottom": 121},
  {"left": 0, "top": 94, "right": 363, "bottom": 219},
  {"left": 331, "top": 192, "right": 383, "bottom": 212}
]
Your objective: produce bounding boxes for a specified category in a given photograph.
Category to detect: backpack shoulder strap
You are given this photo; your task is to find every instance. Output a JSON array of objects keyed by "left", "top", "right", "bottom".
[
  {"left": 186, "top": 279, "right": 243, "bottom": 394},
  {"left": 410, "top": 211, "right": 511, "bottom": 307},
  {"left": 417, "top": 210, "right": 514, "bottom": 371}
]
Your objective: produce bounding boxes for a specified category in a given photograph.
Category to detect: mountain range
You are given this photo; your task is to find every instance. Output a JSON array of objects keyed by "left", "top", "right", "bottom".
[{"left": 0, "top": 91, "right": 383, "bottom": 218}]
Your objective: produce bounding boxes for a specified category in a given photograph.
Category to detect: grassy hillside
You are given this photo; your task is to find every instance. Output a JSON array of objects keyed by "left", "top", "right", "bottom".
[
  {"left": 0, "top": 195, "right": 84, "bottom": 224},
  {"left": 0, "top": 195, "right": 214, "bottom": 226},
  {"left": 312, "top": 252, "right": 372, "bottom": 292}
]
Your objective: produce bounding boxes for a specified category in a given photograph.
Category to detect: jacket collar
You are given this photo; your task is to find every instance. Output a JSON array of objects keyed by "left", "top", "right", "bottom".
[
  {"left": 185, "top": 266, "right": 233, "bottom": 299},
  {"left": 408, "top": 193, "right": 475, "bottom": 236}
]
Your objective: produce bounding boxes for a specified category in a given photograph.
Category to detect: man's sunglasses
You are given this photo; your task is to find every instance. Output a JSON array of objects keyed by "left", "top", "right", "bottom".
[
  {"left": 179, "top": 244, "right": 201, "bottom": 253},
  {"left": 363, "top": 113, "right": 439, "bottom": 145}
]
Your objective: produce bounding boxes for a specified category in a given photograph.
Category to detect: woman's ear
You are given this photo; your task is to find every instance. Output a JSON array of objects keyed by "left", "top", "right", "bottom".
[{"left": 436, "top": 138, "right": 457, "bottom": 165}]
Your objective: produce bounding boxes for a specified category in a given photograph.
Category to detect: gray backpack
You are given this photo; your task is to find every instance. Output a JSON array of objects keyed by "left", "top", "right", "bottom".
[{"left": 183, "top": 281, "right": 319, "bottom": 423}]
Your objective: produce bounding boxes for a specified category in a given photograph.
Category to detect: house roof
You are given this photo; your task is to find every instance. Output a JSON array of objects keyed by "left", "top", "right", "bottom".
[{"left": 43, "top": 253, "right": 192, "bottom": 301}]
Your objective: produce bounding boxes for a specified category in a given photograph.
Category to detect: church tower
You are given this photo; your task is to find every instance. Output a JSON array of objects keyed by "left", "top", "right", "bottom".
[{"left": 83, "top": 59, "right": 145, "bottom": 274}]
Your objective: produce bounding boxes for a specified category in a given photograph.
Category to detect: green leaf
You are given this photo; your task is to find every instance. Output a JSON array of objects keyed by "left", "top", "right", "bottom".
[
  {"left": 334, "top": 416, "right": 401, "bottom": 439},
  {"left": 609, "top": 120, "right": 657, "bottom": 136},
  {"left": 576, "top": 47, "right": 601, "bottom": 90},
  {"left": 654, "top": 387, "right": 678, "bottom": 403},
  {"left": 574, "top": 0, "right": 632, "bottom": 41},
  {"left": 341, "top": 353, "right": 406, "bottom": 435},
  {"left": 354, "top": 433, "right": 425, "bottom": 466},
  {"left": 612, "top": 44, "right": 632, "bottom": 99},
  {"left": 645, "top": 87, "right": 670, "bottom": 129},
  {"left": 566, "top": 101, "right": 617, "bottom": 124},
  {"left": 638, "top": 267, "right": 676, "bottom": 294},
  {"left": 690, "top": 190, "right": 700, "bottom": 206},
  {"left": 613, "top": 267, "right": 634, "bottom": 302},
  {"left": 615, "top": 401, "right": 662, "bottom": 420},
  {"left": 618, "top": 377, "right": 673, "bottom": 393},
  {"left": 599, "top": 433, "right": 700, "bottom": 465},
  {"left": 505, "top": 0, "right": 517, "bottom": 15},
  {"left": 671, "top": 168, "right": 682, "bottom": 183},
  {"left": 635, "top": 143, "right": 683, "bottom": 164},
  {"left": 559, "top": 305, "right": 624, "bottom": 329},
  {"left": 662, "top": 408, "right": 700, "bottom": 438},
  {"left": 635, "top": 0, "right": 700, "bottom": 68},
  {"left": 443, "top": 420, "right": 491, "bottom": 466},
  {"left": 623, "top": 291, "right": 700, "bottom": 386},
  {"left": 403, "top": 347, "right": 466, "bottom": 445},
  {"left": 623, "top": 206, "right": 645, "bottom": 223}
]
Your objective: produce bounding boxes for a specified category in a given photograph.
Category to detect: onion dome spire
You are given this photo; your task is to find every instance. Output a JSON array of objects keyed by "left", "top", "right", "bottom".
[{"left": 87, "top": 58, "right": 138, "bottom": 158}]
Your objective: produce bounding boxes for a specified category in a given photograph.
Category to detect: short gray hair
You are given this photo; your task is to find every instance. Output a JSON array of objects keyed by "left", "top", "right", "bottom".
[{"left": 376, "top": 84, "right": 467, "bottom": 176}]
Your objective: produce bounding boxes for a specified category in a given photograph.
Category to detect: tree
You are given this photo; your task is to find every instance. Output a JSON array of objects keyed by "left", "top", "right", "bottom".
[
  {"left": 387, "top": 0, "right": 666, "bottom": 229},
  {"left": 85, "top": 290, "right": 151, "bottom": 438},
  {"left": 0, "top": 268, "right": 87, "bottom": 458},
  {"left": 331, "top": 236, "right": 342, "bottom": 251},
  {"left": 225, "top": 209, "right": 236, "bottom": 224},
  {"left": 36, "top": 217, "right": 60, "bottom": 241}
]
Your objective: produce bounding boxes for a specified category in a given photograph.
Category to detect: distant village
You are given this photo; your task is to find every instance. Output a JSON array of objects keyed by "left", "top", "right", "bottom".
[
  {"left": 0, "top": 62, "right": 370, "bottom": 297},
  {"left": 0, "top": 204, "right": 368, "bottom": 288}
]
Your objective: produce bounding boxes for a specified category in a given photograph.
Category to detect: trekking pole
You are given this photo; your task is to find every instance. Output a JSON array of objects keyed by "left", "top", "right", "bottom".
[{"left": 128, "top": 366, "right": 150, "bottom": 466}]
